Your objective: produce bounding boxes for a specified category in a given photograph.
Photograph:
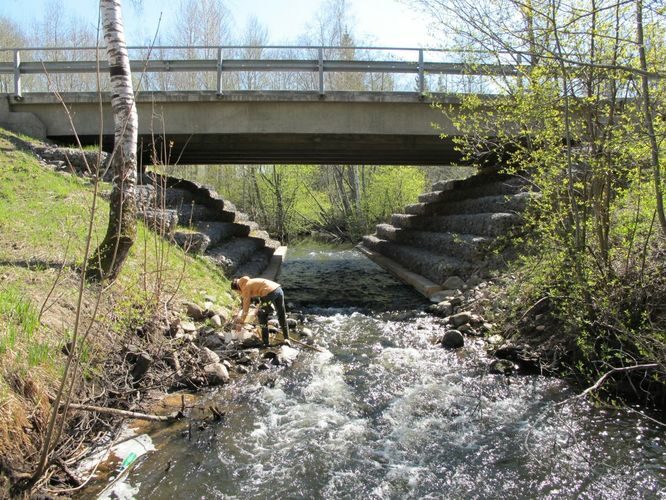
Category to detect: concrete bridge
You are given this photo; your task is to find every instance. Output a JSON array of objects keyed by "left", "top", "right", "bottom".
[
  {"left": 0, "top": 45, "right": 516, "bottom": 165},
  {"left": 1, "top": 90, "right": 476, "bottom": 165}
]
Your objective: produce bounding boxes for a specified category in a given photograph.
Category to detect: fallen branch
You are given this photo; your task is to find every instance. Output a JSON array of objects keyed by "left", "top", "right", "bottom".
[
  {"left": 577, "top": 363, "right": 660, "bottom": 400},
  {"left": 67, "top": 403, "right": 182, "bottom": 422}
]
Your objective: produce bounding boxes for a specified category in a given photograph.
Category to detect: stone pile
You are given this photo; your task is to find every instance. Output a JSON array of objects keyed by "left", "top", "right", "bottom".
[
  {"left": 33, "top": 145, "right": 112, "bottom": 181},
  {"left": 165, "top": 299, "right": 304, "bottom": 389}
]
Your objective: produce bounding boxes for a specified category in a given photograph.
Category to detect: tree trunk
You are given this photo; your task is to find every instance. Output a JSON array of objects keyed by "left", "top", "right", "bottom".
[
  {"left": 87, "top": 0, "right": 138, "bottom": 282},
  {"left": 636, "top": 0, "right": 666, "bottom": 237}
]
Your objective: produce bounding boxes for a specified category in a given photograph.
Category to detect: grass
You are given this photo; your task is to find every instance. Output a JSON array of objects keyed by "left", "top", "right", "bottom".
[{"left": 0, "top": 127, "right": 237, "bottom": 484}]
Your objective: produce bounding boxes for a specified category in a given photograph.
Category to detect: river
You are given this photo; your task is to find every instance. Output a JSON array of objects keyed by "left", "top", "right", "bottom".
[{"left": 96, "top": 243, "right": 665, "bottom": 499}]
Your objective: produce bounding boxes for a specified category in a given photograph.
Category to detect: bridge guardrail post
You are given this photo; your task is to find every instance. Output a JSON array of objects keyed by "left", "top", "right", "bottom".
[
  {"left": 14, "top": 49, "right": 22, "bottom": 98},
  {"left": 318, "top": 47, "right": 324, "bottom": 95},
  {"left": 418, "top": 49, "right": 425, "bottom": 96},
  {"left": 216, "top": 47, "right": 223, "bottom": 95}
]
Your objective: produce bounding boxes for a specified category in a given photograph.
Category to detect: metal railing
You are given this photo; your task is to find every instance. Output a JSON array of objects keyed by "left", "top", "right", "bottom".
[{"left": 0, "top": 45, "right": 523, "bottom": 97}]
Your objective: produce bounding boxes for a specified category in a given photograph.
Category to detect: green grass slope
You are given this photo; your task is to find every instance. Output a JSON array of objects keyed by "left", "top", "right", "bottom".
[{"left": 0, "top": 127, "right": 234, "bottom": 491}]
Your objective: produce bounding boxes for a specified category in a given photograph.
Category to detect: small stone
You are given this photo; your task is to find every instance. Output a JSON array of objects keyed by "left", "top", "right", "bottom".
[
  {"left": 458, "top": 324, "right": 478, "bottom": 336},
  {"left": 202, "top": 334, "right": 224, "bottom": 350},
  {"left": 451, "top": 311, "right": 472, "bottom": 327},
  {"left": 210, "top": 315, "right": 223, "bottom": 328},
  {"left": 487, "top": 334, "right": 504, "bottom": 346},
  {"left": 175, "top": 332, "right": 196, "bottom": 342},
  {"left": 201, "top": 347, "right": 220, "bottom": 364},
  {"left": 300, "top": 327, "right": 313, "bottom": 338},
  {"left": 469, "top": 314, "right": 484, "bottom": 326},
  {"left": 441, "top": 330, "right": 465, "bottom": 349},
  {"left": 184, "top": 302, "right": 205, "bottom": 321},
  {"left": 287, "top": 318, "right": 298, "bottom": 328},
  {"left": 535, "top": 325, "right": 546, "bottom": 332},
  {"left": 241, "top": 337, "right": 264, "bottom": 349},
  {"left": 427, "top": 301, "right": 453, "bottom": 318},
  {"left": 489, "top": 359, "right": 515, "bottom": 375},
  {"left": 204, "top": 363, "right": 230, "bottom": 385},
  {"left": 481, "top": 322, "right": 494, "bottom": 333},
  {"left": 466, "top": 276, "right": 483, "bottom": 288},
  {"left": 429, "top": 290, "right": 458, "bottom": 303},
  {"left": 180, "top": 321, "right": 197, "bottom": 333},
  {"left": 443, "top": 276, "right": 466, "bottom": 290},
  {"left": 236, "top": 365, "right": 250, "bottom": 374}
]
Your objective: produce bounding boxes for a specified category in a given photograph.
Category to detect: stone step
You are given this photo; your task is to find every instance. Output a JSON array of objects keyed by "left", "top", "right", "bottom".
[
  {"left": 406, "top": 192, "right": 532, "bottom": 217},
  {"left": 392, "top": 212, "right": 522, "bottom": 237},
  {"left": 376, "top": 224, "right": 490, "bottom": 261},
  {"left": 362, "top": 235, "right": 474, "bottom": 283},
  {"left": 233, "top": 247, "right": 274, "bottom": 279},
  {"left": 195, "top": 221, "right": 253, "bottom": 245},
  {"left": 176, "top": 204, "right": 237, "bottom": 224},
  {"left": 207, "top": 237, "right": 267, "bottom": 276},
  {"left": 421, "top": 177, "right": 527, "bottom": 204}
]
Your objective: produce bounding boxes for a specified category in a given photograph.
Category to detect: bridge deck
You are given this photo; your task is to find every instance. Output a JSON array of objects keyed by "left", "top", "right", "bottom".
[{"left": 5, "top": 91, "right": 479, "bottom": 165}]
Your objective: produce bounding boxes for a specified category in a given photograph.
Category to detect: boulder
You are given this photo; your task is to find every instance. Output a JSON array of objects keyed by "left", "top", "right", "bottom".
[
  {"left": 204, "top": 363, "right": 230, "bottom": 385},
  {"left": 441, "top": 330, "right": 465, "bottom": 349}
]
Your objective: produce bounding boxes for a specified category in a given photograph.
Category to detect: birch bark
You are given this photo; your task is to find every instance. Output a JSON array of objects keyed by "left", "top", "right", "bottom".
[{"left": 87, "top": 0, "right": 138, "bottom": 281}]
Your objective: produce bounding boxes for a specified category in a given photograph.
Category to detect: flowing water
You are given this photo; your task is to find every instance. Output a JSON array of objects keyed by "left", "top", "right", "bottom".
[{"left": 99, "top": 244, "right": 665, "bottom": 499}]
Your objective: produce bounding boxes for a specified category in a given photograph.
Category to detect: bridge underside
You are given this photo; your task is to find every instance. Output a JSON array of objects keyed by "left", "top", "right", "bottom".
[{"left": 58, "top": 133, "right": 463, "bottom": 166}]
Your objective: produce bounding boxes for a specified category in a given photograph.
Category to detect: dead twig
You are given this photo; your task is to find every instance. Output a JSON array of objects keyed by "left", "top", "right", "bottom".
[
  {"left": 575, "top": 363, "right": 661, "bottom": 400},
  {"left": 66, "top": 403, "right": 182, "bottom": 422}
]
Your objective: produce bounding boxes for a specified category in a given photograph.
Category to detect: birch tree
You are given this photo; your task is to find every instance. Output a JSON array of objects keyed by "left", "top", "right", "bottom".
[{"left": 87, "top": 0, "right": 138, "bottom": 282}]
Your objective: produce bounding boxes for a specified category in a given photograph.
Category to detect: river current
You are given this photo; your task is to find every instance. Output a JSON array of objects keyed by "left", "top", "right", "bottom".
[{"left": 101, "top": 244, "right": 665, "bottom": 499}]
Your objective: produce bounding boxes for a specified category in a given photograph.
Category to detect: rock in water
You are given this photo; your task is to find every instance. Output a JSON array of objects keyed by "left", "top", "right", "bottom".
[
  {"left": 489, "top": 359, "right": 515, "bottom": 375},
  {"left": 441, "top": 330, "right": 465, "bottom": 349},
  {"left": 450, "top": 311, "right": 472, "bottom": 327},
  {"left": 204, "top": 363, "right": 230, "bottom": 385}
]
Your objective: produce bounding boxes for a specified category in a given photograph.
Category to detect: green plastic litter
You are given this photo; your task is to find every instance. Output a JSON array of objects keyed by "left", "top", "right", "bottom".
[{"left": 119, "top": 452, "right": 137, "bottom": 471}]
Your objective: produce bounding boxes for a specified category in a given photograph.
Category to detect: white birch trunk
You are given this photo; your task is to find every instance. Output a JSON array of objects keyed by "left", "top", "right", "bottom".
[{"left": 88, "top": 0, "right": 138, "bottom": 281}]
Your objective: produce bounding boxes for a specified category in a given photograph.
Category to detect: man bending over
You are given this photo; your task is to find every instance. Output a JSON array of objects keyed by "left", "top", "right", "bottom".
[{"left": 231, "top": 276, "right": 290, "bottom": 346}]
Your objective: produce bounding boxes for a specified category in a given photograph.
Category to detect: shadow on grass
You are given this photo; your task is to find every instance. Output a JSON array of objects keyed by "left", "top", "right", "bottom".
[{"left": 0, "top": 259, "right": 75, "bottom": 272}]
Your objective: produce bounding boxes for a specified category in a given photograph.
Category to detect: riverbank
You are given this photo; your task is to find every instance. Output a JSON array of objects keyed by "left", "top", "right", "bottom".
[{"left": 0, "top": 128, "right": 246, "bottom": 497}]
